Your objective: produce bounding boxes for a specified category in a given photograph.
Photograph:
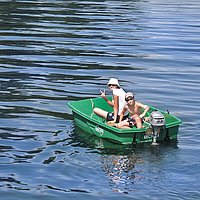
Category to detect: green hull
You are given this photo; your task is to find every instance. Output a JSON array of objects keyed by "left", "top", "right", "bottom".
[{"left": 68, "top": 97, "right": 182, "bottom": 144}]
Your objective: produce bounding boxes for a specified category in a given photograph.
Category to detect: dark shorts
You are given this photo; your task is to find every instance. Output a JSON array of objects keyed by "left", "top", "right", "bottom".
[{"left": 106, "top": 112, "right": 129, "bottom": 123}]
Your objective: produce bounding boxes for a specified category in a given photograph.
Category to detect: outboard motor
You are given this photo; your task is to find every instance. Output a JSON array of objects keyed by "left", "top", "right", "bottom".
[{"left": 149, "top": 110, "right": 165, "bottom": 145}]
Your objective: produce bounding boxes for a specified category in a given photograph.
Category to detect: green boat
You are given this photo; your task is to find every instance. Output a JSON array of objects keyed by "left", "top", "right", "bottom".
[{"left": 68, "top": 97, "right": 182, "bottom": 145}]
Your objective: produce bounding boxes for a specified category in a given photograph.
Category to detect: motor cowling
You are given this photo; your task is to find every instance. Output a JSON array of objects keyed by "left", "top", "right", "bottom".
[{"left": 149, "top": 110, "right": 165, "bottom": 127}]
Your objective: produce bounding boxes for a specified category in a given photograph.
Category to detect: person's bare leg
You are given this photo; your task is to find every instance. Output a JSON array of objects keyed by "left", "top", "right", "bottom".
[
  {"left": 93, "top": 108, "right": 108, "bottom": 119},
  {"left": 116, "top": 120, "right": 130, "bottom": 129},
  {"left": 135, "top": 117, "right": 142, "bottom": 128}
]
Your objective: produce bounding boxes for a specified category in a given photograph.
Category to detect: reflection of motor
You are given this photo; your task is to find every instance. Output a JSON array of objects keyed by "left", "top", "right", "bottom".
[{"left": 149, "top": 110, "right": 165, "bottom": 145}]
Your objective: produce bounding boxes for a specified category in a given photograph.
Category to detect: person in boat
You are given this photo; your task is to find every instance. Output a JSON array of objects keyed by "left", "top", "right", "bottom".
[
  {"left": 93, "top": 78, "right": 129, "bottom": 123},
  {"left": 116, "top": 92, "right": 150, "bottom": 129}
]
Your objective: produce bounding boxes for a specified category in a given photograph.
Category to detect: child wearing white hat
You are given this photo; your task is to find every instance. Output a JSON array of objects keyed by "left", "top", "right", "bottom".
[{"left": 93, "top": 78, "right": 128, "bottom": 123}]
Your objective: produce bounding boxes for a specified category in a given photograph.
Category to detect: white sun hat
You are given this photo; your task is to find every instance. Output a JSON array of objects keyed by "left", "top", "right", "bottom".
[{"left": 107, "top": 78, "right": 120, "bottom": 86}]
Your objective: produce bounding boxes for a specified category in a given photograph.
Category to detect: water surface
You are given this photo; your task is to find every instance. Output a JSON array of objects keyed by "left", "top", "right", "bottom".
[{"left": 0, "top": 0, "right": 200, "bottom": 199}]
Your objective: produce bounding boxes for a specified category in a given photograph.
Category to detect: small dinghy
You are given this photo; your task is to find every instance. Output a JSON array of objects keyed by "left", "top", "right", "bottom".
[{"left": 68, "top": 97, "right": 182, "bottom": 145}]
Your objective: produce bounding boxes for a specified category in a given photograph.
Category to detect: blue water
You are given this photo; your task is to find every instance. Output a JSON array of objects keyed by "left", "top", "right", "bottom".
[{"left": 0, "top": 0, "right": 200, "bottom": 199}]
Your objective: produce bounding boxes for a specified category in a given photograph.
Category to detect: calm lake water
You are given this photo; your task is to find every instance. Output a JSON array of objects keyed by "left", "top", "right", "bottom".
[{"left": 0, "top": 0, "right": 200, "bottom": 199}]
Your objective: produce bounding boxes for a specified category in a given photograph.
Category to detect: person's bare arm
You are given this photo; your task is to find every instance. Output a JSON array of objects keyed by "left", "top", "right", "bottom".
[
  {"left": 138, "top": 102, "right": 149, "bottom": 118},
  {"left": 113, "top": 95, "right": 119, "bottom": 122},
  {"left": 100, "top": 90, "right": 113, "bottom": 107},
  {"left": 119, "top": 106, "right": 127, "bottom": 123}
]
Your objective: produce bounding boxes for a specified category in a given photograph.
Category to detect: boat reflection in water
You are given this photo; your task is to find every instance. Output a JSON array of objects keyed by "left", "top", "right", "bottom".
[{"left": 72, "top": 126, "right": 179, "bottom": 193}]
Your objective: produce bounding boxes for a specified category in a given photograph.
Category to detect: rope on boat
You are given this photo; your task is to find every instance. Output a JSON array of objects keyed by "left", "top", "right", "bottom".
[
  {"left": 90, "top": 98, "right": 105, "bottom": 123},
  {"left": 90, "top": 98, "right": 94, "bottom": 109},
  {"left": 90, "top": 98, "right": 95, "bottom": 118}
]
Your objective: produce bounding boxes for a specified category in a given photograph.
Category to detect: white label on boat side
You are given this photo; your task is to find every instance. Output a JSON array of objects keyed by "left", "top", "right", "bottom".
[
  {"left": 95, "top": 126, "right": 104, "bottom": 136},
  {"left": 144, "top": 135, "right": 152, "bottom": 139}
]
